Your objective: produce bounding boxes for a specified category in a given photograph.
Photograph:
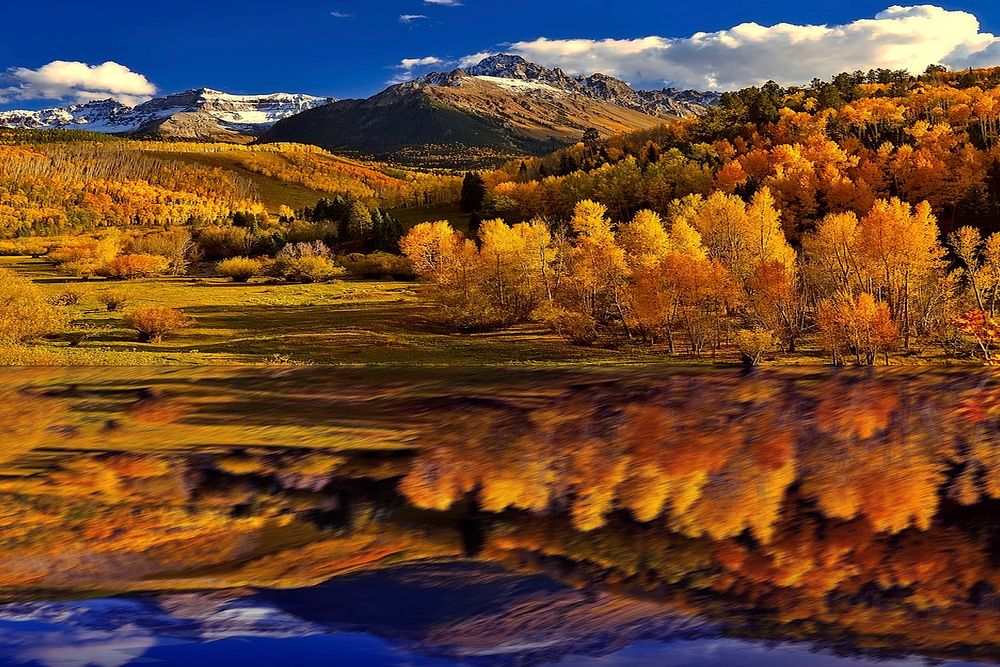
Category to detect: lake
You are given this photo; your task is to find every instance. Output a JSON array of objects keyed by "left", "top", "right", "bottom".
[{"left": 0, "top": 366, "right": 996, "bottom": 666}]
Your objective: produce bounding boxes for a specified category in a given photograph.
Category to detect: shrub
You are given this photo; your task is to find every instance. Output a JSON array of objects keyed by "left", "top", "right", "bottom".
[
  {"left": 269, "top": 242, "right": 342, "bottom": 282},
  {"left": 278, "top": 240, "right": 333, "bottom": 261},
  {"left": 47, "top": 234, "right": 120, "bottom": 278},
  {"left": 733, "top": 328, "right": 776, "bottom": 367},
  {"left": 123, "top": 228, "right": 195, "bottom": 275},
  {"left": 49, "top": 289, "right": 84, "bottom": 306},
  {"left": 535, "top": 305, "right": 598, "bottom": 345},
  {"left": 0, "top": 238, "right": 52, "bottom": 257},
  {"left": 99, "top": 253, "right": 170, "bottom": 279},
  {"left": 281, "top": 256, "right": 343, "bottom": 283},
  {"left": 98, "top": 288, "right": 132, "bottom": 312},
  {"left": 953, "top": 309, "right": 1000, "bottom": 362},
  {"left": 196, "top": 225, "right": 251, "bottom": 261},
  {"left": 338, "top": 252, "right": 415, "bottom": 279},
  {"left": 0, "top": 269, "right": 68, "bottom": 343},
  {"left": 123, "top": 306, "right": 194, "bottom": 343},
  {"left": 216, "top": 257, "right": 264, "bottom": 282}
]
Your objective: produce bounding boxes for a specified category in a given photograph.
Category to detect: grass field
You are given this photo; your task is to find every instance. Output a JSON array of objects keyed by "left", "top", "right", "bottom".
[{"left": 2, "top": 256, "right": 704, "bottom": 366}]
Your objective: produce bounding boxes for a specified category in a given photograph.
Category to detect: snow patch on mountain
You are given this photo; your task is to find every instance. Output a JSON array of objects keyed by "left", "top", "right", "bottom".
[
  {"left": 0, "top": 89, "right": 334, "bottom": 136},
  {"left": 472, "top": 76, "right": 568, "bottom": 95},
  {"left": 426, "top": 54, "right": 719, "bottom": 118}
]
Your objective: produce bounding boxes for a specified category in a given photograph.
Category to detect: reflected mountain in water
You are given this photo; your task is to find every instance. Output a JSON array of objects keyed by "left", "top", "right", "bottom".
[{"left": 0, "top": 367, "right": 997, "bottom": 665}]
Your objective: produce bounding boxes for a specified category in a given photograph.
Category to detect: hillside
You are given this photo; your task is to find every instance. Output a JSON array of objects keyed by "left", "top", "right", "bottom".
[
  {"left": 0, "top": 89, "right": 333, "bottom": 142},
  {"left": 0, "top": 131, "right": 460, "bottom": 236},
  {"left": 259, "top": 55, "right": 715, "bottom": 167}
]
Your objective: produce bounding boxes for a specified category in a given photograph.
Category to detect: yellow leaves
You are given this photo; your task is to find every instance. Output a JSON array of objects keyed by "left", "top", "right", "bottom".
[
  {"left": 0, "top": 268, "right": 67, "bottom": 344},
  {"left": 570, "top": 199, "right": 612, "bottom": 238},
  {"left": 47, "top": 232, "right": 121, "bottom": 278},
  {"left": 674, "top": 188, "right": 794, "bottom": 285},
  {"left": 857, "top": 198, "right": 944, "bottom": 279},
  {"left": 399, "top": 220, "right": 471, "bottom": 279},
  {"left": 401, "top": 218, "right": 553, "bottom": 327},
  {"left": 616, "top": 209, "right": 670, "bottom": 268}
]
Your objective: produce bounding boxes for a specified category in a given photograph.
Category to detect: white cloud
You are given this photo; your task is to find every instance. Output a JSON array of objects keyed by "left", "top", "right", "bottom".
[
  {"left": 399, "top": 14, "right": 428, "bottom": 24},
  {"left": 424, "top": 0, "right": 462, "bottom": 5},
  {"left": 0, "top": 60, "right": 157, "bottom": 105},
  {"left": 330, "top": 10, "right": 352, "bottom": 17},
  {"left": 397, "top": 56, "right": 444, "bottom": 70},
  {"left": 486, "top": 5, "right": 1000, "bottom": 90},
  {"left": 388, "top": 73, "right": 417, "bottom": 85},
  {"left": 458, "top": 51, "right": 494, "bottom": 68}
]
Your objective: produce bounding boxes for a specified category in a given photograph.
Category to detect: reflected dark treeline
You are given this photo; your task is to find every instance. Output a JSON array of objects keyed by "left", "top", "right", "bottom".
[{"left": 0, "top": 367, "right": 998, "bottom": 664}]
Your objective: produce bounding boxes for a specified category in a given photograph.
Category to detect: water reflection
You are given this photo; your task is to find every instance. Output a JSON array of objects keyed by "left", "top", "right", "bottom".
[{"left": 0, "top": 367, "right": 997, "bottom": 665}]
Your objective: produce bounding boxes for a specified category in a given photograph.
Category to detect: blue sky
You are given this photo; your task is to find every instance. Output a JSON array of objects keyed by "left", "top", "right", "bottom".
[{"left": 2, "top": 1, "right": 1000, "bottom": 109}]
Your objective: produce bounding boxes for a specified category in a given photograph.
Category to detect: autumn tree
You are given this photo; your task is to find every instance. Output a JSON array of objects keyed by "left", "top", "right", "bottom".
[
  {"left": 477, "top": 218, "right": 554, "bottom": 320},
  {"left": 817, "top": 292, "right": 898, "bottom": 365},
  {"left": 558, "top": 200, "right": 630, "bottom": 336},
  {"left": 400, "top": 221, "right": 498, "bottom": 328},
  {"left": 855, "top": 199, "right": 946, "bottom": 349}
]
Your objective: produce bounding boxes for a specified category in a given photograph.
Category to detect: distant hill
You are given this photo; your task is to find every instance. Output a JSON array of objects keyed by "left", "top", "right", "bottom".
[
  {"left": 0, "top": 89, "right": 333, "bottom": 142},
  {"left": 259, "top": 54, "right": 718, "bottom": 167}
]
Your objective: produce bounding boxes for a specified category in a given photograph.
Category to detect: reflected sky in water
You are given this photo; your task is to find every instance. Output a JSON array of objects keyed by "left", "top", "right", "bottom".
[{"left": 0, "top": 367, "right": 997, "bottom": 666}]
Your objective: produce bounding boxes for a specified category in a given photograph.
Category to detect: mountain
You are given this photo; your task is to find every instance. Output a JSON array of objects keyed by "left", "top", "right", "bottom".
[
  {"left": 464, "top": 54, "right": 720, "bottom": 117},
  {"left": 259, "top": 54, "right": 718, "bottom": 166},
  {"left": 0, "top": 89, "right": 333, "bottom": 141}
]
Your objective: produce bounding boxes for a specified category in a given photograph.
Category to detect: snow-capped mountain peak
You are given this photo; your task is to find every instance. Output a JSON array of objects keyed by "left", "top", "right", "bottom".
[
  {"left": 0, "top": 89, "right": 335, "bottom": 139},
  {"left": 419, "top": 54, "right": 719, "bottom": 118}
]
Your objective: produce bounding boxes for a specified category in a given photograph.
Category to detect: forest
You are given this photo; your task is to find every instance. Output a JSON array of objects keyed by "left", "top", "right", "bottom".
[
  {"left": 7, "top": 66, "right": 1000, "bottom": 364},
  {"left": 399, "top": 65, "right": 1000, "bottom": 364}
]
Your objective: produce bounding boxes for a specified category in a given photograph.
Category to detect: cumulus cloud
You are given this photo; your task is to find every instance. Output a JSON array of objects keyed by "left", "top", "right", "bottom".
[
  {"left": 397, "top": 56, "right": 444, "bottom": 70},
  {"left": 0, "top": 60, "right": 157, "bottom": 105},
  {"left": 399, "top": 14, "right": 428, "bottom": 24},
  {"left": 329, "top": 10, "right": 352, "bottom": 17},
  {"left": 494, "top": 5, "right": 1000, "bottom": 90},
  {"left": 424, "top": 0, "right": 462, "bottom": 5}
]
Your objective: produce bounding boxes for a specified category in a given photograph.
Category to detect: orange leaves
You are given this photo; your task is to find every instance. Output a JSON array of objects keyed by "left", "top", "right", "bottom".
[
  {"left": 817, "top": 292, "right": 898, "bottom": 365},
  {"left": 99, "top": 253, "right": 170, "bottom": 279},
  {"left": 953, "top": 309, "right": 1000, "bottom": 361}
]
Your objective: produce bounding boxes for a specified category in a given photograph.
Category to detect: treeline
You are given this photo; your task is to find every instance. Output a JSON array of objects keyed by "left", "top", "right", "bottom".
[
  {"left": 401, "top": 192, "right": 1000, "bottom": 364},
  {"left": 482, "top": 65, "right": 1000, "bottom": 238},
  {"left": 0, "top": 194, "right": 411, "bottom": 288}
]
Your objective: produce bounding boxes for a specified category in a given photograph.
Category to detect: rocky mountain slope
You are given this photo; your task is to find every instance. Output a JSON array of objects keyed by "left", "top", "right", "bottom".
[
  {"left": 0, "top": 89, "right": 332, "bottom": 141},
  {"left": 259, "top": 55, "right": 717, "bottom": 166},
  {"left": 463, "top": 54, "right": 719, "bottom": 116}
]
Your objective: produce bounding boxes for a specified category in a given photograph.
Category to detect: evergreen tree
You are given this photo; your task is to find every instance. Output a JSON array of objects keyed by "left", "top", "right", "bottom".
[
  {"left": 559, "top": 153, "right": 578, "bottom": 176},
  {"left": 467, "top": 213, "right": 482, "bottom": 238},
  {"left": 370, "top": 209, "right": 404, "bottom": 252},
  {"left": 460, "top": 172, "right": 487, "bottom": 213},
  {"left": 582, "top": 127, "right": 602, "bottom": 154}
]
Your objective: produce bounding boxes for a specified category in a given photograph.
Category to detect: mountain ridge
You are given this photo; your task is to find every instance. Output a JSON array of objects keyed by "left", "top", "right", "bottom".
[
  {"left": 0, "top": 88, "right": 334, "bottom": 141},
  {"left": 259, "top": 54, "right": 718, "bottom": 166}
]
